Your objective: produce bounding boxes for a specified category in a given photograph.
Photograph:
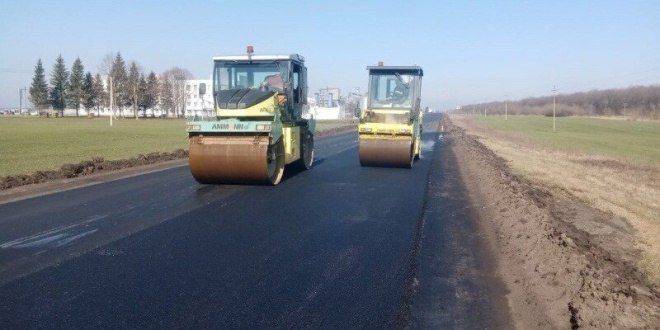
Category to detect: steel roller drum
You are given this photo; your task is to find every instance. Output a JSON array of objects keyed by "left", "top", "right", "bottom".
[
  {"left": 189, "top": 135, "right": 279, "bottom": 184},
  {"left": 358, "top": 136, "right": 413, "bottom": 168}
]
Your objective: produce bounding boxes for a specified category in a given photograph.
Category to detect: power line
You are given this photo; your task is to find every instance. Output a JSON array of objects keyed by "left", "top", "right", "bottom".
[{"left": 0, "top": 68, "right": 33, "bottom": 74}]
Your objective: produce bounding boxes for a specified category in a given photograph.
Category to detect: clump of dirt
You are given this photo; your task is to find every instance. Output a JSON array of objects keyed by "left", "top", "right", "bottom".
[
  {"left": 443, "top": 115, "right": 658, "bottom": 328},
  {"left": 0, "top": 149, "right": 189, "bottom": 190}
]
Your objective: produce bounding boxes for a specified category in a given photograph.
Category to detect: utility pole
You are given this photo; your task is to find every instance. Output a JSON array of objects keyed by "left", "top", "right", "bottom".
[
  {"left": 109, "top": 76, "right": 114, "bottom": 126},
  {"left": 134, "top": 84, "right": 138, "bottom": 120},
  {"left": 18, "top": 87, "right": 26, "bottom": 115},
  {"left": 505, "top": 96, "right": 508, "bottom": 121},
  {"left": 552, "top": 85, "right": 558, "bottom": 132}
]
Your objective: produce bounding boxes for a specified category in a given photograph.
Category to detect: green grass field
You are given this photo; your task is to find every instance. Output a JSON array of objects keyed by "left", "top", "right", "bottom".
[
  {"left": 0, "top": 117, "right": 356, "bottom": 177},
  {"left": 0, "top": 117, "right": 188, "bottom": 177},
  {"left": 474, "top": 115, "right": 660, "bottom": 165}
]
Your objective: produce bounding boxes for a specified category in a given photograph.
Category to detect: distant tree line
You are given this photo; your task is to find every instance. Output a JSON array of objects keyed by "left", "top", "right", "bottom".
[
  {"left": 28, "top": 53, "right": 192, "bottom": 117},
  {"left": 454, "top": 85, "right": 660, "bottom": 119}
]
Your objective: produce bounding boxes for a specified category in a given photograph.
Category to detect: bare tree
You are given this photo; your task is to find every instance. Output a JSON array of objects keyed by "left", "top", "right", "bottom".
[
  {"left": 98, "top": 52, "right": 115, "bottom": 117},
  {"left": 161, "top": 67, "right": 192, "bottom": 117},
  {"left": 454, "top": 84, "right": 660, "bottom": 119}
]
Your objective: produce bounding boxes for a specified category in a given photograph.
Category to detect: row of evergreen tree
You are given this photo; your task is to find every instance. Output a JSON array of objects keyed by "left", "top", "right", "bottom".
[{"left": 29, "top": 53, "right": 189, "bottom": 117}]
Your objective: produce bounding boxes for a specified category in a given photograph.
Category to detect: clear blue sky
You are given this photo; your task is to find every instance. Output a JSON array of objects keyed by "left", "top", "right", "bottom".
[{"left": 1, "top": 0, "right": 658, "bottom": 110}]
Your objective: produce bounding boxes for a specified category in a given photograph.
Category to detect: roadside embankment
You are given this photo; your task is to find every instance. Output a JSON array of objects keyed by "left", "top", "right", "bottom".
[
  {"left": 444, "top": 115, "right": 658, "bottom": 328},
  {"left": 452, "top": 114, "right": 659, "bottom": 283},
  {"left": 0, "top": 149, "right": 189, "bottom": 190}
]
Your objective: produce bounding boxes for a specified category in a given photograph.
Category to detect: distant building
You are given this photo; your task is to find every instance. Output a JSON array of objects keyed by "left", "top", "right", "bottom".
[
  {"left": 305, "top": 87, "right": 359, "bottom": 120},
  {"left": 315, "top": 87, "right": 341, "bottom": 108},
  {"left": 185, "top": 79, "right": 214, "bottom": 117}
]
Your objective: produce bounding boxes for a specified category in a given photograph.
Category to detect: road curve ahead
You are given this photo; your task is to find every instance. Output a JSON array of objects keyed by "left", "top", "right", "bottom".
[{"left": 0, "top": 114, "right": 510, "bottom": 328}]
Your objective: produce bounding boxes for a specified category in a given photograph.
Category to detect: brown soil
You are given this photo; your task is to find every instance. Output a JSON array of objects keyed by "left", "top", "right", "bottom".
[
  {"left": 443, "top": 116, "right": 659, "bottom": 328},
  {"left": 0, "top": 149, "right": 189, "bottom": 191}
]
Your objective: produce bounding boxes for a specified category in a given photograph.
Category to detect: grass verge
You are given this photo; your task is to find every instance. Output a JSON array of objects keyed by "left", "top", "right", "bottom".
[
  {"left": 0, "top": 117, "right": 188, "bottom": 177},
  {"left": 0, "top": 117, "right": 356, "bottom": 189}
]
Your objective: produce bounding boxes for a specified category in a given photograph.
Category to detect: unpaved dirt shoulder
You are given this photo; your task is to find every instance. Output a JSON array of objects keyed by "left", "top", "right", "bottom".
[{"left": 443, "top": 116, "right": 658, "bottom": 328}]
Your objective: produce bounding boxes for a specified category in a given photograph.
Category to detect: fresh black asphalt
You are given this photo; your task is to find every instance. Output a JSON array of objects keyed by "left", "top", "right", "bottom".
[{"left": 0, "top": 114, "right": 511, "bottom": 328}]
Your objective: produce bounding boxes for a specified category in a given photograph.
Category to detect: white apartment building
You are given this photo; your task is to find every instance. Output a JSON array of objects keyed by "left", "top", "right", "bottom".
[{"left": 185, "top": 79, "right": 214, "bottom": 117}]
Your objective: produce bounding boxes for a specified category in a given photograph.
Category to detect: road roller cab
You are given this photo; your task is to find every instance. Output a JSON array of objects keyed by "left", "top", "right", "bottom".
[
  {"left": 358, "top": 64, "right": 424, "bottom": 168},
  {"left": 186, "top": 47, "right": 315, "bottom": 185}
]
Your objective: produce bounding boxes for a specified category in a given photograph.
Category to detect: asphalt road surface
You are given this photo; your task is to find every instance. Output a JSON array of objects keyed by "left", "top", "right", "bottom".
[{"left": 0, "top": 114, "right": 511, "bottom": 328}]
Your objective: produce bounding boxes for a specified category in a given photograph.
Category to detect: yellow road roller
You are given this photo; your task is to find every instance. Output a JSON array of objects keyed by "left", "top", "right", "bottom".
[
  {"left": 186, "top": 47, "right": 314, "bottom": 185},
  {"left": 358, "top": 63, "right": 423, "bottom": 168}
]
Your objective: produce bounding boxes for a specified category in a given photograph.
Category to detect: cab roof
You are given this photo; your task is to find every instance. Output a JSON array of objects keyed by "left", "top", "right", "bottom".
[
  {"left": 212, "top": 54, "right": 305, "bottom": 62},
  {"left": 367, "top": 65, "right": 423, "bottom": 76}
]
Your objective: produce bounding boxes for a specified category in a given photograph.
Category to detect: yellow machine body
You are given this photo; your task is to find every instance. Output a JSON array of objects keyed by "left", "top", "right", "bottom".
[
  {"left": 358, "top": 110, "right": 421, "bottom": 168},
  {"left": 282, "top": 125, "right": 301, "bottom": 164}
]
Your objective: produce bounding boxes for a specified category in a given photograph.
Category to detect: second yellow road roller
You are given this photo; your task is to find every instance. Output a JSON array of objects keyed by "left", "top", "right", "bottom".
[
  {"left": 186, "top": 47, "right": 314, "bottom": 185},
  {"left": 358, "top": 63, "right": 424, "bottom": 168}
]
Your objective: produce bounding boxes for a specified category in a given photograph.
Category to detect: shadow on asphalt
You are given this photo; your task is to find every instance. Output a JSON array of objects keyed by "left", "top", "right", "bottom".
[{"left": 282, "top": 157, "right": 326, "bottom": 181}]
